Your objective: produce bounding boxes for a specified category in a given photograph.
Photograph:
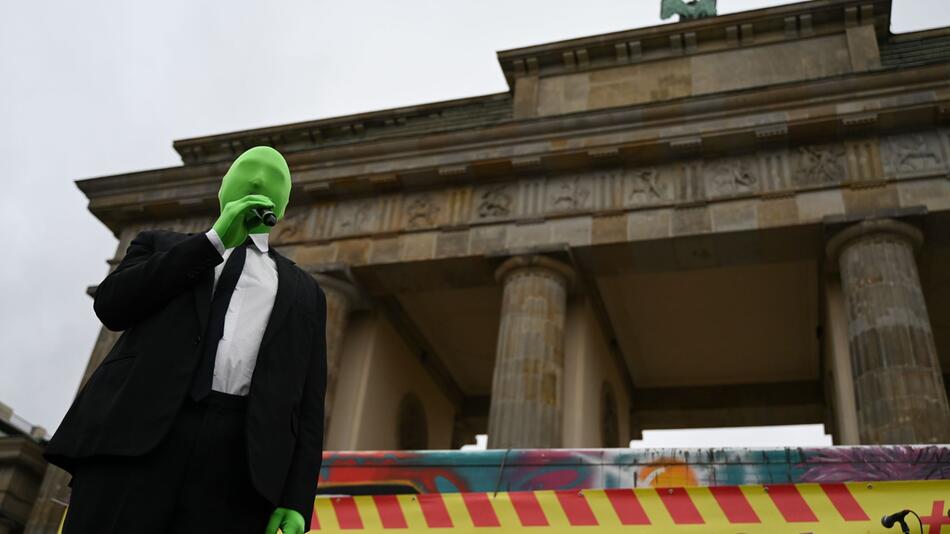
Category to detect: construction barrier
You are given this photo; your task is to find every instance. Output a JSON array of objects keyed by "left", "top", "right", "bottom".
[{"left": 311, "top": 480, "right": 950, "bottom": 533}]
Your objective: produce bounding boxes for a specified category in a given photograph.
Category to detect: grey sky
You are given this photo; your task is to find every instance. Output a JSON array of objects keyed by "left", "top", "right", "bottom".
[{"left": 1, "top": 0, "right": 946, "bottom": 442}]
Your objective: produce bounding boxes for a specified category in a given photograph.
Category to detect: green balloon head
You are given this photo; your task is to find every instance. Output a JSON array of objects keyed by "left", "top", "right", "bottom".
[{"left": 218, "top": 146, "right": 292, "bottom": 234}]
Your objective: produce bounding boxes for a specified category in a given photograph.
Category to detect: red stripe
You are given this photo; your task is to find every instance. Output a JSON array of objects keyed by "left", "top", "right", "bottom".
[
  {"left": 709, "top": 486, "right": 760, "bottom": 524},
  {"left": 766, "top": 484, "right": 818, "bottom": 522},
  {"left": 461, "top": 493, "right": 501, "bottom": 527},
  {"left": 373, "top": 495, "right": 408, "bottom": 529},
  {"left": 510, "top": 491, "right": 549, "bottom": 526},
  {"left": 820, "top": 484, "right": 869, "bottom": 521},
  {"left": 657, "top": 488, "right": 705, "bottom": 524},
  {"left": 332, "top": 497, "right": 364, "bottom": 529},
  {"left": 555, "top": 490, "right": 599, "bottom": 526},
  {"left": 605, "top": 489, "right": 651, "bottom": 525},
  {"left": 417, "top": 494, "right": 453, "bottom": 528}
]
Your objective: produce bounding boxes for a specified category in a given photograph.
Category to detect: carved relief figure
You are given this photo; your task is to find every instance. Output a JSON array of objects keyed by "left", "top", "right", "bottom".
[
  {"left": 548, "top": 175, "right": 591, "bottom": 211},
  {"left": 477, "top": 185, "right": 513, "bottom": 218},
  {"left": 335, "top": 199, "right": 375, "bottom": 235},
  {"left": 405, "top": 193, "right": 440, "bottom": 229},
  {"left": 623, "top": 167, "right": 674, "bottom": 206},
  {"left": 885, "top": 134, "right": 943, "bottom": 173},
  {"left": 794, "top": 145, "right": 846, "bottom": 185},
  {"left": 627, "top": 168, "right": 670, "bottom": 205},
  {"left": 270, "top": 209, "right": 310, "bottom": 243},
  {"left": 708, "top": 158, "right": 758, "bottom": 197}
]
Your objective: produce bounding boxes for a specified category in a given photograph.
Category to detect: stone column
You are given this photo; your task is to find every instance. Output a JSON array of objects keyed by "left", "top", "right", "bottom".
[
  {"left": 312, "top": 274, "right": 359, "bottom": 443},
  {"left": 827, "top": 219, "right": 950, "bottom": 444},
  {"left": 487, "top": 255, "right": 574, "bottom": 449}
]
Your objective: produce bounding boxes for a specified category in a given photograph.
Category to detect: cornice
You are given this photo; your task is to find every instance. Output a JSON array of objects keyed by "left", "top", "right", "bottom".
[
  {"left": 77, "top": 62, "right": 949, "bottom": 198},
  {"left": 171, "top": 92, "right": 511, "bottom": 166}
]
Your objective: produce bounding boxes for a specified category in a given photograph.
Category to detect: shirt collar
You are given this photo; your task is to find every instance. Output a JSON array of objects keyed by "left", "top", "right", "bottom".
[{"left": 248, "top": 232, "right": 269, "bottom": 253}]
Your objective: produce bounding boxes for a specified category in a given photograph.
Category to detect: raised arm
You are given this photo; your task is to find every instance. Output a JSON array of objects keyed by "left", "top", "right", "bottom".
[
  {"left": 93, "top": 230, "right": 223, "bottom": 331},
  {"left": 94, "top": 193, "right": 277, "bottom": 331}
]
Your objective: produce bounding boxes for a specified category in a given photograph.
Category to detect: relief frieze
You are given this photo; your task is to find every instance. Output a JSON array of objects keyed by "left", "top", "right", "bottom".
[
  {"left": 706, "top": 157, "right": 759, "bottom": 198},
  {"left": 882, "top": 133, "right": 945, "bottom": 175},
  {"left": 210, "top": 132, "right": 943, "bottom": 248},
  {"left": 624, "top": 167, "right": 674, "bottom": 207},
  {"left": 792, "top": 144, "right": 846, "bottom": 187},
  {"left": 332, "top": 198, "right": 378, "bottom": 237},
  {"left": 546, "top": 174, "right": 592, "bottom": 212},
  {"left": 403, "top": 192, "right": 442, "bottom": 229},
  {"left": 270, "top": 208, "right": 313, "bottom": 245},
  {"left": 474, "top": 184, "right": 516, "bottom": 219}
]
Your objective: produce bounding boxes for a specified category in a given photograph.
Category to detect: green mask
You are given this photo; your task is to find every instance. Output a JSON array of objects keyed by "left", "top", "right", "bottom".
[{"left": 217, "top": 146, "right": 292, "bottom": 234}]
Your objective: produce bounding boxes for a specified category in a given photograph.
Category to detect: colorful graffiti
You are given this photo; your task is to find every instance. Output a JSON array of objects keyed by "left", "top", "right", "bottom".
[
  {"left": 798, "top": 445, "right": 950, "bottom": 482},
  {"left": 318, "top": 446, "right": 950, "bottom": 494}
]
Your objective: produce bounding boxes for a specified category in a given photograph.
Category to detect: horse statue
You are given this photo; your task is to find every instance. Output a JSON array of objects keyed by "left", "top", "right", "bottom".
[{"left": 660, "top": 0, "right": 717, "bottom": 21}]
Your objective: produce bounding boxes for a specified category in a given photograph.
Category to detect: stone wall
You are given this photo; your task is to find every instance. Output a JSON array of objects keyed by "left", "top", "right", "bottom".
[
  {"left": 563, "top": 298, "right": 632, "bottom": 448},
  {"left": 1, "top": 438, "right": 47, "bottom": 534},
  {"left": 326, "top": 313, "right": 455, "bottom": 450},
  {"left": 536, "top": 35, "right": 853, "bottom": 117}
]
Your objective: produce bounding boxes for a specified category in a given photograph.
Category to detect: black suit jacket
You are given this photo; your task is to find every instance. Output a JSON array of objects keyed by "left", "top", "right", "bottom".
[{"left": 45, "top": 229, "right": 327, "bottom": 528}]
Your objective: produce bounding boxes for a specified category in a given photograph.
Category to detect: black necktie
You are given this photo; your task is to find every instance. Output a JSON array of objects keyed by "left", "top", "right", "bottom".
[{"left": 190, "top": 237, "right": 253, "bottom": 401}]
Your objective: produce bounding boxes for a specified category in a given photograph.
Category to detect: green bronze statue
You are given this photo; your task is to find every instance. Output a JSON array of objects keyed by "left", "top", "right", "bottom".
[{"left": 661, "top": 0, "right": 717, "bottom": 21}]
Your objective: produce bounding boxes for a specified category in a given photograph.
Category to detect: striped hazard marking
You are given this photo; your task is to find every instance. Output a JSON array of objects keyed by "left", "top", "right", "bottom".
[{"left": 309, "top": 480, "right": 950, "bottom": 533}]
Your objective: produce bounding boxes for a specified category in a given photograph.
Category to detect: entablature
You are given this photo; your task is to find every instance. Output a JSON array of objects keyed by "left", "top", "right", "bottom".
[{"left": 77, "top": 62, "right": 950, "bottom": 235}]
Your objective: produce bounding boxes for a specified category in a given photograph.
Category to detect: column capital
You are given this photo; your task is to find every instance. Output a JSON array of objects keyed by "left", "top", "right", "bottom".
[
  {"left": 826, "top": 218, "right": 923, "bottom": 264},
  {"left": 494, "top": 254, "right": 575, "bottom": 288},
  {"left": 311, "top": 273, "right": 366, "bottom": 310}
]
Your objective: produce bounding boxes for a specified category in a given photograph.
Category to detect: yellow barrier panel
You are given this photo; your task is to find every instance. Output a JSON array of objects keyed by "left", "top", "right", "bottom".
[{"left": 311, "top": 481, "right": 950, "bottom": 533}]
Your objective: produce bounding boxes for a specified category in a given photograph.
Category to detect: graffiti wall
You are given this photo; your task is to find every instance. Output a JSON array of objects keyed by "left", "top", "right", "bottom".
[{"left": 318, "top": 446, "right": 950, "bottom": 494}]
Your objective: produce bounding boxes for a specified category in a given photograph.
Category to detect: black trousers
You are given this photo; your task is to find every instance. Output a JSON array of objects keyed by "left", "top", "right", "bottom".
[{"left": 62, "top": 391, "right": 273, "bottom": 534}]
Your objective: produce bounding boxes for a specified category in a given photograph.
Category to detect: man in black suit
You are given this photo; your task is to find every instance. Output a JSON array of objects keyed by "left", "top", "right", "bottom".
[{"left": 45, "top": 146, "right": 327, "bottom": 534}]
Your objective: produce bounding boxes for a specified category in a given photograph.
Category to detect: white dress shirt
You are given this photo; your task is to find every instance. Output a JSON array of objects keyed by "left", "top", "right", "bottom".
[{"left": 204, "top": 228, "right": 278, "bottom": 396}]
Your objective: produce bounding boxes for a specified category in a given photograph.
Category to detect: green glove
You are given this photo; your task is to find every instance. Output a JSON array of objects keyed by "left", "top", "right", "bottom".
[
  {"left": 212, "top": 193, "right": 276, "bottom": 249},
  {"left": 211, "top": 145, "right": 293, "bottom": 249},
  {"left": 265, "top": 507, "right": 305, "bottom": 534}
]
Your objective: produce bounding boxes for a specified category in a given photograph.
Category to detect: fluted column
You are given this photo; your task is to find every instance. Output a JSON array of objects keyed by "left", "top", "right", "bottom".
[
  {"left": 312, "top": 274, "right": 359, "bottom": 441},
  {"left": 827, "top": 219, "right": 950, "bottom": 444},
  {"left": 487, "top": 255, "right": 574, "bottom": 449}
]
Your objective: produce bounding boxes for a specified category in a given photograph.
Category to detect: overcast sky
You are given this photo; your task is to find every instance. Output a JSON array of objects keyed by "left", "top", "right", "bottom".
[{"left": 1, "top": 1, "right": 946, "bottom": 444}]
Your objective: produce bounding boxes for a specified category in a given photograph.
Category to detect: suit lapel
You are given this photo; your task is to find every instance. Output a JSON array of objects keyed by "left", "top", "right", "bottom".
[
  {"left": 194, "top": 268, "right": 214, "bottom": 334},
  {"left": 258, "top": 248, "right": 299, "bottom": 354}
]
